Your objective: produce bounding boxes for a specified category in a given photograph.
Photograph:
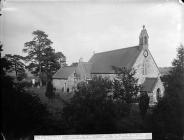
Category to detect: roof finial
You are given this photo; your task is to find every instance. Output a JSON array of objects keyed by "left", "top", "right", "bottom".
[
  {"left": 143, "top": 25, "right": 145, "bottom": 29},
  {"left": 79, "top": 57, "right": 83, "bottom": 63}
]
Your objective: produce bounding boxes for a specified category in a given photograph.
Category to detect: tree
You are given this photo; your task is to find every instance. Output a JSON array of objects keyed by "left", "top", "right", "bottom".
[
  {"left": 0, "top": 43, "right": 11, "bottom": 77},
  {"left": 42, "top": 47, "right": 64, "bottom": 80},
  {"left": 4, "top": 54, "right": 26, "bottom": 81},
  {"left": 45, "top": 80, "right": 55, "bottom": 98},
  {"left": 23, "top": 30, "right": 66, "bottom": 87},
  {"left": 112, "top": 67, "right": 141, "bottom": 105},
  {"left": 55, "top": 52, "right": 66, "bottom": 67},
  {"left": 139, "top": 92, "right": 149, "bottom": 120},
  {"left": 41, "top": 47, "right": 66, "bottom": 97},
  {"left": 1, "top": 44, "right": 51, "bottom": 139},
  {"left": 23, "top": 30, "right": 53, "bottom": 86},
  {"left": 62, "top": 76, "right": 121, "bottom": 134},
  {"left": 152, "top": 44, "right": 184, "bottom": 140}
]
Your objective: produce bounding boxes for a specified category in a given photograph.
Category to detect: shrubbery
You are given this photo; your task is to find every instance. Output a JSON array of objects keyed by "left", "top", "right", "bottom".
[
  {"left": 152, "top": 45, "right": 184, "bottom": 140},
  {"left": 45, "top": 80, "right": 55, "bottom": 98},
  {"left": 1, "top": 45, "right": 51, "bottom": 139},
  {"left": 139, "top": 92, "right": 150, "bottom": 120},
  {"left": 1, "top": 75, "right": 51, "bottom": 139},
  {"left": 62, "top": 68, "right": 142, "bottom": 134}
]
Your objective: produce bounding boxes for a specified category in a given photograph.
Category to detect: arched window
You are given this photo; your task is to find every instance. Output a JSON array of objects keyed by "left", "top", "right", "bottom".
[
  {"left": 143, "top": 61, "right": 147, "bottom": 75},
  {"left": 67, "top": 88, "right": 69, "bottom": 93},
  {"left": 156, "top": 88, "right": 161, "bottom": 102}
]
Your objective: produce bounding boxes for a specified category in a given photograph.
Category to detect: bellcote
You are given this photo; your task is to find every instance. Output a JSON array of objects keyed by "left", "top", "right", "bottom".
[{"left": 139, "top": 25, "right": 149, "bottom": 49}]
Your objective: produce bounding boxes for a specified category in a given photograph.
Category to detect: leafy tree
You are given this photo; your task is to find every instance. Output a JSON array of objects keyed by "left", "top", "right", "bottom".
[
  {"left": 23, "top": 30, "right": 66, "bottom": 86},
  {"left": 62, "top": 76, "right": 120, "bottom": 134},
  {"left": 0, "top": 43, "right": 11, "bottom": 76},
  {"left": 62, "top": 75, "right": 139, "bottom": 134},
  {"left": 45, "top": 80, "right": 55, "bottom": 98},
  {"left": 152, "top": 44, "right": 184, "bottom": 140},
  {"left": 23, "top": 30, "right": 53, "bottom": 86},
  {"left": 139, "top": 92, "right": 149, "bottom": 120},
  {"left": 112, "top": 67, "right": 141, "bottom": 104},
  {"left": 4, "top": 54, "right": 26, "bottom": 80},
  {"left": 42, "top": 47, "right": 63, "bottom": 80},
  {"left": 41, "top": 47, "right": 65, "bottom": 97},
  {"left": 55, "top": 52, "right": 66, "bottom": 67}
]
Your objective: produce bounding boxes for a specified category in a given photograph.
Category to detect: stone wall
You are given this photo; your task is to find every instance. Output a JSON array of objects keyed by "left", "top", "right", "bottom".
[
  {"left": 152, "top": 78, "right": 165, "bottom": 103},
  {"left": 133, "top": 48, "right": 160, "bottom": 84},
  {"left": 52, "top": 79, "right": 66, "bottom": 90},
  {"left": 91, "top": 73, "right": 116, "bottom": 81},
  {"left": 53, "top": 72, "right": 80, "bottom": 93}
]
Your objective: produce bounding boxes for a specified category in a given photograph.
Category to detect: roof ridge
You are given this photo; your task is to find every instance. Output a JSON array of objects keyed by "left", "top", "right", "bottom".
[
  {"left": 65, "top": 65, "right": 77, "bottom": 68},
  {"left": 94, "top": 45, "right": 140, "bottom": 55}
]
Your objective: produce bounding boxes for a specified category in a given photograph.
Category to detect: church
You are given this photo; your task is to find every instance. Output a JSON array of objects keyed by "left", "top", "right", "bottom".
[{"left": 52, "top": 26, "right": 164, "bottom": 105}]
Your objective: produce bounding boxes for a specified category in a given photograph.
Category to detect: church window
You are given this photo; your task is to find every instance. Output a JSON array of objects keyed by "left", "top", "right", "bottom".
[
  {"left": 67, "top": 88, "right": 69, "bottom": 93},
  {"left": 156, "top": 88, "right": 161, "bottom": 102},
  {"left": 143, "top": 61, "right": 147, "bottom": 75}
]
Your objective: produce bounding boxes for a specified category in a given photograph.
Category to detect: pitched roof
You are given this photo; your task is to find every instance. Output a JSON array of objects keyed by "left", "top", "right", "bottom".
[
  {"left": 52, "top": 66, "right": 77, "bottom": 79},
  {"left": 89, "top": 46, "right": 142, "bottom": 73},
  {"left": 142, "top": 78, "right": 158, "bottom": 92}
]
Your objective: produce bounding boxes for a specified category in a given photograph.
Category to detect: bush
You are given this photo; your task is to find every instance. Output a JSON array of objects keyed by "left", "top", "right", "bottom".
[
  {"left": 1, "top": 76, "right": 50, "bottom": 139},
  {"left": 62, "top": 76, "right": 138, "bottom": 134},
  {"left": 139, "top": 92, "right": 150, "bottom": 120},
  {"left": 45, "top": 80, "right": 55, "bottom": 98},
  {"left": 152, "top": 97, "right": 183, "bottom": 140},
  {"left": 19, "top": 81, "right": 32, "bottom": 88}
]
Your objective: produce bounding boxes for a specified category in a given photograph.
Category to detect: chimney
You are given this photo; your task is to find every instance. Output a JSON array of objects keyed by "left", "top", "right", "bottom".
[{"left": 79, "top": 57, "right": 83, "bottom": 63}]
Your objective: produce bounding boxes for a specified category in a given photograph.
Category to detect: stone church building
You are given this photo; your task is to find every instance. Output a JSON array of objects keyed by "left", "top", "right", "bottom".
[{"left": 53, "top": 26, "right": 164, "bottom": 104}]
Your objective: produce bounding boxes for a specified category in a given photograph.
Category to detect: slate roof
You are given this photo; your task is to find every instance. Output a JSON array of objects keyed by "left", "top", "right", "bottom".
[
  {"left": 142, "top": 78, "right": 158, "bottom": 92},
  {"left": 52, "top": 66, "right": 77, "bottom": 79},
  {"left": 89, "top": 46, "right": 143, "bottom": 74},
  {"left": 53, "top": 46, "right": 143, "bottom": 79}
]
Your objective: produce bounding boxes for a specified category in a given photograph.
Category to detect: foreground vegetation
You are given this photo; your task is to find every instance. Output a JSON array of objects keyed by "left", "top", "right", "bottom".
[{"left": 1, "top": 40, "right": 183, "bottom": 140}]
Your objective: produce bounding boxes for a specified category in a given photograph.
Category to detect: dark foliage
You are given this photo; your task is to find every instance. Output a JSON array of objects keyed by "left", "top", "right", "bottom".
[
  {"left": 4, "top": 54, "right": 26, "bottom": 81},
  {"left": 62, "top": 73, "right": 141, "bottom": 134},
  {"left": 45, "top": 80, "right": 55, "bottom": 98},
  {"left": 152, "top": 44, "right": 184, "bottom": 140},
  {"left": 139, "top": 92, "right": 150, "bottom": 120},
  {"left": 112, "top": 67, "right": 141, "bottom": 104},
  {"left": 62, "top": 77, "right": 118, "bottom": 134},
  {"left": 1, "top": 44, "right": 51, "bottom": 139},
  {"left": 19, "top": 80, "right": 33, "bottom": 88},
  {"left": 23, "top": 30, "right": 66, "bottom": 86},
  {"left": 152, "top": 96, "right": 183, "bottom": 140}
]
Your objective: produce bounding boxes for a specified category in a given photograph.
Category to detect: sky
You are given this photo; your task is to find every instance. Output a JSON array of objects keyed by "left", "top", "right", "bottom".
[{"left": 0, "top": 0, "right": 184, "bottom": 67}]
